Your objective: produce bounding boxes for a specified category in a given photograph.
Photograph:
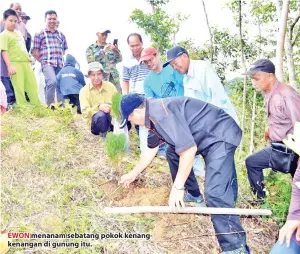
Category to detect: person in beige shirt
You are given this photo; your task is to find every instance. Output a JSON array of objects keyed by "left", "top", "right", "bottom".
[{"left": 79, "top": 62, "right": 117, "bottom": 138}]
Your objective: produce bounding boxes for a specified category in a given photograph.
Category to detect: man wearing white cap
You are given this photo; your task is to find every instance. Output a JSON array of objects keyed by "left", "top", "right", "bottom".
[
  {"left": 79, "top": 62, "right": 117, "bottom": 137},
  {"left": 86, "top": 28, "right": 122, "bottom": 92}
]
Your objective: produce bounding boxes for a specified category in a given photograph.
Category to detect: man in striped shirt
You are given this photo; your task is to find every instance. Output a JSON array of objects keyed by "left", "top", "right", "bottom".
[
  {"left": 32, "top": 10, "right": 68, "bottom": 106},
  {"left": 122, "top": 33, "right": 150, "bottom": 153}
]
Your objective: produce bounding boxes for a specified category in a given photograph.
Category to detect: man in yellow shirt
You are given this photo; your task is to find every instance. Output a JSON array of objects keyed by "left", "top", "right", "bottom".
[{"left": 79, "top": 62, "right": 117, "bottom": 137}]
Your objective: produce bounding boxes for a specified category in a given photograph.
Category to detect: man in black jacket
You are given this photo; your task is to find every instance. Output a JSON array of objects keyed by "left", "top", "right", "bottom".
[{"left": 119, "top": 94, "right": 249, "bottom": 254}]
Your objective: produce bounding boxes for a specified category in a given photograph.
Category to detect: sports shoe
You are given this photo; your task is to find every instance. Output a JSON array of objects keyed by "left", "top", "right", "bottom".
[
  {"left": 183, "top": 192, "right": 206, "bottom": 207},
  {"left": 157, "top": 149, "right": 167, "bottom": 160},
  {"left": 99, "top": 131, "right": 107, "bottom": 138},
  {"left": 6, "top": 103, "right": 16, "bottom": 111}
]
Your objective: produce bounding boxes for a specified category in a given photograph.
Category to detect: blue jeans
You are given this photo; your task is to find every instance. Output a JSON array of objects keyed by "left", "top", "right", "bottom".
[
  {"left": 270, "top": 237, "right": 300, "bottom": 254},
  {"left": 1, "top": 76, "right": 16, "bottom": 104}
]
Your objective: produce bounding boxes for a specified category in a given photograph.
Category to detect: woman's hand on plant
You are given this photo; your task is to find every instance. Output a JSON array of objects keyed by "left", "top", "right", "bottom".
[{"left": 119, "top": 171, "right": 138, "bottom": 188}]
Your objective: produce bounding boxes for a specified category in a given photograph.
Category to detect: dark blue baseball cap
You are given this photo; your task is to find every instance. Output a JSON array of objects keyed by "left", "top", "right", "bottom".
[
  {"left": 242, "top": 59, "right": 275, "bottom": 75},
  {"left": 119, "top": 93, "right": 145, "bottom": 128},
  {"left": 163, "top": 46, "right": 188, "bottom": 68}
]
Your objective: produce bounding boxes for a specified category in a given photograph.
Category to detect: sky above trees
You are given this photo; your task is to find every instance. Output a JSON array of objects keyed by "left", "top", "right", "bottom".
[{"left": 0, "top": 0, "right": 235, "bottom": 73}]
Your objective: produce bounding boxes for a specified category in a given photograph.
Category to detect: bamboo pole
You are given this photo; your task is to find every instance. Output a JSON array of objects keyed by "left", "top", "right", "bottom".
[{"left": 104, "top": 206, "right": 272, "bottom": 216}]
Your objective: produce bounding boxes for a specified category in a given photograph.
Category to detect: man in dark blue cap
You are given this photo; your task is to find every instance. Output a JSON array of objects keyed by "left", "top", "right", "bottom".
[
  {"left": 163, "top": 45, "right": 239, "bottom": 123},
  {"left": 119, "top": 93, "right": 249, "bottom": 254},
  {"left": 242, "top": 59, "right": 300, "bottom": 204}
]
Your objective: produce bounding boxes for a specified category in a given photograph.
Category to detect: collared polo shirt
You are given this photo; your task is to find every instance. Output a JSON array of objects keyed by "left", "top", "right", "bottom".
[
  {"left": 122, "top": 53, "right": 150, "bottom": 94},
  {"left": 145, "top": 97, "right": 242, "bottom": 155},
  {"left": 264, "top": 80, "right": 300, "bottom": 142},
  {"left": 79, "top": 81, "right": 117, "bottom": 128},
  {"left": 183, "top": 60, "right": 239, "bottom": 124},
  {"left": 32, "top": 28, "right": 68, "bottom": 68}
]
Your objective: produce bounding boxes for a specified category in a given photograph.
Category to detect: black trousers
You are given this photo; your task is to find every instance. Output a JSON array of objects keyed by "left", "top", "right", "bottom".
[
  {"left": 166, "top": 142, "right": 248, "bottom": 252},
  {"left": 246, "top": 146, "right": 298, "bottom": 199},
  {"left": 91, "top": 111, "right": 112, "bottom": 135},
  {"left": 63, "top": 94, "right": 81, "bottom": 114}
]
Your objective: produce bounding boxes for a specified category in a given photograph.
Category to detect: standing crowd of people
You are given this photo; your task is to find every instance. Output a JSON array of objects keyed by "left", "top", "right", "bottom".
[{"left": 1, "top": 2, "right": 300, "bottom": 253}]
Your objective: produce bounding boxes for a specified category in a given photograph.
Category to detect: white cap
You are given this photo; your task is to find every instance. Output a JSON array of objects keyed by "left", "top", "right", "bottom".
[
  {"left": 87, "top": 62, "right": 104, "bottom": 72},
  {"left": 96, "top": 28, "right": 111, "bottom": 34}
]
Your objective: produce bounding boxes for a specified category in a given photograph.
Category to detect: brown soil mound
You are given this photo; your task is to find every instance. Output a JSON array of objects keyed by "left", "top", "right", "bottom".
[
  {"left": 101, "top": 182, "right": 279, "bottom": 253},
  {"left": 117, "top": 187, "right": 169, "bottom": 206}
]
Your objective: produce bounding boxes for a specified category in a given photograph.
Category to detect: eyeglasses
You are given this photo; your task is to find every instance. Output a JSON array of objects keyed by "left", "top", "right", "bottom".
[{"left": 142, "top": 55, "right": 156, "bottom": 65}]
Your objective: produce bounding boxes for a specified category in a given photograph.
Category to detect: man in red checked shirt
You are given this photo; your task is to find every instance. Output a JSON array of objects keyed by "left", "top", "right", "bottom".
[{"left": 32, "top": 10, "right": 68, "bottom": 106}]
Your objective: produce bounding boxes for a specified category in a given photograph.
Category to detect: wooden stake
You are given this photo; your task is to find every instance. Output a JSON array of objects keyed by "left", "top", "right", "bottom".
[{"left": 104, "top": 206, "right": 272, "bottom": 216}]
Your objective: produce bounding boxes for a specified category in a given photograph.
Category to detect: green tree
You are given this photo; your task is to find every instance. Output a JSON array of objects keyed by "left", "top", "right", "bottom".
[{"left": 129, "top": 1, "right": 188, "bottom": 54}]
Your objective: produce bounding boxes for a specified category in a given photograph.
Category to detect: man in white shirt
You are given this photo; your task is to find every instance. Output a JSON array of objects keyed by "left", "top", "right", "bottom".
[
  {"left": 122, "top": 33, "right": 150, "bottom": 153},
  {"left": 164, "top": 46, "right": 239, "bottom": 201}
]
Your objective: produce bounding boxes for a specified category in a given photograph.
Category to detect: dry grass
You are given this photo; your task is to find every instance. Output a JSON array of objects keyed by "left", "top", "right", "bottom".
[{"left": 0, "top": 106, "right": 279, "bottom": 253}]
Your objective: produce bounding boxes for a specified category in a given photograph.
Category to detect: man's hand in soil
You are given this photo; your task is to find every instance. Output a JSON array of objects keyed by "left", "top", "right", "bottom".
[
  {"left": 120, "top": 171, "right": 138, "bottom": 188},
  {"left": 169, "top": 186, "right": 185, "bottom": 211},
  {"left": 278, "top": 220, "right": 300, "bottom": 247},
  {"left": 119, "top": 146, "right": 159, "bottom": 188}
]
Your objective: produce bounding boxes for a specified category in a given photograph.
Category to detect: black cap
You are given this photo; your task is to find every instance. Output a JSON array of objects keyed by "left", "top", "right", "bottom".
[
  {"left": 242, "top": 59, "right": 275, "bottom": 75},
  {"left": 163, "top": 46, "right": 188, "bottom": 68},
  {"left": 20, "top": 12, "right": 30, "bottom": 20},
  {"left": 119, "top": 93, "right": 145, "bottom": 129}
]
